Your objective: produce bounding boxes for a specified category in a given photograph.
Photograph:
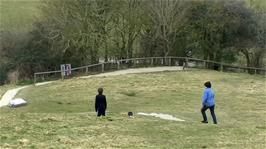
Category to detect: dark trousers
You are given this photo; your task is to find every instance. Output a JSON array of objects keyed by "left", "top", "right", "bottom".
[
  {"left": 201, "top": 105, "right": 217, "bottom": 124},
  {"left": 97, "top": 108, "right": 106, "bottom": 117}
]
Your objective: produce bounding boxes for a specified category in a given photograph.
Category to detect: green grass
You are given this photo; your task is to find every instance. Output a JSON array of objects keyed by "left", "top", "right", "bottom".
[
  {"left": 0, "top": 70, "right": 266, "bottom": 148},
  {"left": 0, "top": 0, "right": 41, "bottom": 32}
]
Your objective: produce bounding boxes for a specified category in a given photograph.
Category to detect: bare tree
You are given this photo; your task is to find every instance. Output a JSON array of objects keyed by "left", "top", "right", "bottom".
[
  {"left": 112, "top": 0, "right": 144, "bottom": 59},
  {"left": 147, "top": 0, "right": 183, "bottom": 57}
]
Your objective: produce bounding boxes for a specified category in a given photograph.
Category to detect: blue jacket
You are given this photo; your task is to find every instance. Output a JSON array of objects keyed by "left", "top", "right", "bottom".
[{"left": 202, "top": 88, "right": 215, "bottom": 107}]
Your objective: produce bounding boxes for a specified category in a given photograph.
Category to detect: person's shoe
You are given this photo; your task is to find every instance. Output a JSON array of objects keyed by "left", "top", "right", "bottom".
[{"left": 201, "top": 120, "right": 208, "bottom": 123}]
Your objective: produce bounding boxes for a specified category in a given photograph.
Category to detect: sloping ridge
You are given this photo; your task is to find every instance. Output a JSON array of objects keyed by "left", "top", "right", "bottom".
[{"left": 0, "top": 66, "right": 183, "bottom": 108}]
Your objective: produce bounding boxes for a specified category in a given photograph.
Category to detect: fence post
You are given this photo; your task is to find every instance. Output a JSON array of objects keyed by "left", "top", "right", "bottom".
[
  {"left": 102, "top": 63, "right": 104, "bottom": 72},
  {"left": 34, "top": 73, "right": 36, "bottom": 84},
  {"left": 183, "top": 58, "right": 187, "bottom": 70},
  {"left": 151, "top": 58, "right": 153, "bottom": 66},
  {"left": 85, "top": 67, "right": 88, "bottom": 74},
  {"left": 118, "top": 61, "right": 120, "bottom": 70},
  {"left": 185, "top": 57, "right": 188, "bottom": 68},
  {"left": 220, "top": 64, "right": 223, "bottom": 72},
  {"left": 161, "top": 58, "right": 164, "bottom": 65},
  {"left": 169, "top": 57, "right": 171, "bottom": 66},
  {"left": 61, "top": 72, "right": 64, "bottom": 80},
  {"left": 254, "top": 69, "right": 257, "bottom": 75}
]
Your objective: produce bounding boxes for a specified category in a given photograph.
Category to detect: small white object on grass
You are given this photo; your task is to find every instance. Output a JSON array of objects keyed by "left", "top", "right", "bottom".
[
  {"left": 9, "top": 98, "right": 27, "bottom": 108},
  {"left": 137, "top": 112, "right": 185, "bottom": 121}
]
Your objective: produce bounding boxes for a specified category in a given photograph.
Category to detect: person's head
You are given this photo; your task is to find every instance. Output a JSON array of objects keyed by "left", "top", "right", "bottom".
[
  {"left": 204, "top": 81, "right": 211, "bottom": 88},
  {"left": 98, "top": 88, "right": 103, "bottom": 95}
]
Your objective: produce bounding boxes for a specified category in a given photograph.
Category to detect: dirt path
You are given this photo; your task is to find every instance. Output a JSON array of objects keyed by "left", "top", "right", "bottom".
[
  {"left": 0, "top": 66, "right": 183, "bottom": 108},
  {"left": 0, "top": 86, "right": 30, "bottom": 108},
  {"left": 81, "top": 66, "right": 183, "bottom": 78}
]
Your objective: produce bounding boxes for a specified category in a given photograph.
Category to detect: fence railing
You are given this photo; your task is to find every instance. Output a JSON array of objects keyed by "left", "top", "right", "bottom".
[{"left": 34, "top": 57, "right": 266, "bottom": 84}]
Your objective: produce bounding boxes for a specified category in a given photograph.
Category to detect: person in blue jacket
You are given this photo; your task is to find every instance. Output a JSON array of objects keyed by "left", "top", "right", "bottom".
[
  {"left": 201, "top": 81, "right": 217, "bottom": 124},
  {"left": 95, "top": 88, "right": 107, "bottom": 117}
]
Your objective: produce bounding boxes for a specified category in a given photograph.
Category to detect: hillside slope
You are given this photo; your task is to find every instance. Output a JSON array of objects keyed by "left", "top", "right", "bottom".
[
  {"left": 0, "top": 0, "right": 41, "bottom": 32},
  {"left": 0, "top": 70, "right": 265, "bottom": 148}
]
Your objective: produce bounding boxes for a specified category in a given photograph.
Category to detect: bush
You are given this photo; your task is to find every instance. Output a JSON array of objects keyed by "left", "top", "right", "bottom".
[{"left": 0, "top": 70, "right": 7, "bottom": 85}]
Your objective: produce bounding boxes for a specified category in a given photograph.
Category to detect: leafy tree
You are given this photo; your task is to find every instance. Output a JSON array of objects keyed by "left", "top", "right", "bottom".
[
  {"left": 233, "top": 1, "right": 266, "bottom": 70},
  {"left": 181, "top": 0, "right": 245, "bottom": 63},
  {"left": 140, "top": 0, "right": 184, "bottom": 57}
]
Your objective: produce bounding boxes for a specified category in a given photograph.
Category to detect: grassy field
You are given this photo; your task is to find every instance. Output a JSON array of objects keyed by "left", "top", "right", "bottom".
[
  {"left": 0, "top": 70, "right": 265, "bottom": 148},
  {"left": 0, "top": 0, "right": 41, "bottom": 32}
]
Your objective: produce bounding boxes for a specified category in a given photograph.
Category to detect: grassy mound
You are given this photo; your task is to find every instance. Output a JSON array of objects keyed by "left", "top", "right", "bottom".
[{"left": 0, "top": 70, "right": 265, "bottom": 148}]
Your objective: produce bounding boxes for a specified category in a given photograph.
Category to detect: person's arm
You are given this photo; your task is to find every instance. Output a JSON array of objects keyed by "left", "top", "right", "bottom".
[
  {"left": 211, "top": 90, "right": 215, "bottom": 104},
  {"left": 202, "top": 90, "right": 208, "bottom": 105},
  {"left": 95, "top": 96, "right": 98, "bottom": 112},
  {"left": 104, "top": 95, "right": 107, "bottom": 110}
]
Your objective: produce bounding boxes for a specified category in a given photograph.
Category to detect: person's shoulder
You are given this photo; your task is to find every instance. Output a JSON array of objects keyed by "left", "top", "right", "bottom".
[
  {"left": 205, "top": 88, "right": 212, "bottom": 92},
  {"left": 97, "top": 94, "right": 106, "bottom": 97},
  {"left": 209, "top": 88, "right": 215, "bottom": 94}
]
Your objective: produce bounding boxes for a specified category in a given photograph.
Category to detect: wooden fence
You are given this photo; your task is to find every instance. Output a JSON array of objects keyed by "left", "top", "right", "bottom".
[{"left": 34, "top": 57, "right": 266, "bottom": 84}]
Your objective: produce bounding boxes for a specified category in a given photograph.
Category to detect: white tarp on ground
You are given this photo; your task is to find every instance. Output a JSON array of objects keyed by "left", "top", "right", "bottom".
[
  {"left": 9, "top": 98, "right": 27, "bottom": 107},
  {"left": 137, "top": 112, "right": 185, "bottom": 121}
]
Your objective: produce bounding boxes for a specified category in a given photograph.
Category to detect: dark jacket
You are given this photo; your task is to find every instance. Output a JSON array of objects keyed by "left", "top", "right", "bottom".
[{"left": 95, "top": 95, "right": 107, "bottom": 112}]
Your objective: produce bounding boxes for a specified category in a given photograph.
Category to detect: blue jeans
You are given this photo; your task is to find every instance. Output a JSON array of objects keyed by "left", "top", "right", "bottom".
[{"left": 201, "top": 105, "right": 217, "bottom": 124}]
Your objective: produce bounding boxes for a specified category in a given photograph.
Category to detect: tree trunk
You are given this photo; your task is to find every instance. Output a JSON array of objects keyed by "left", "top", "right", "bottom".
[{"left": 241, "top": 49, "right": 253, "bottom": 74}]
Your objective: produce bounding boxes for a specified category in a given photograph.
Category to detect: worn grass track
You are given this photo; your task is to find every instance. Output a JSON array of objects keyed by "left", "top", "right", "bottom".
[{"left": 0, "top": 85, "right": 16, "bottom": 100}]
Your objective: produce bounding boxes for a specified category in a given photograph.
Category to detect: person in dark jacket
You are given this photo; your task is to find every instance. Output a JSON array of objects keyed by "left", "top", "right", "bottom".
[
  {"left": 95, "top": 88, "right": 107, "bottom": 117},
  {"left": 201, "top": 81, "right": 217, "bottom": 124}
]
